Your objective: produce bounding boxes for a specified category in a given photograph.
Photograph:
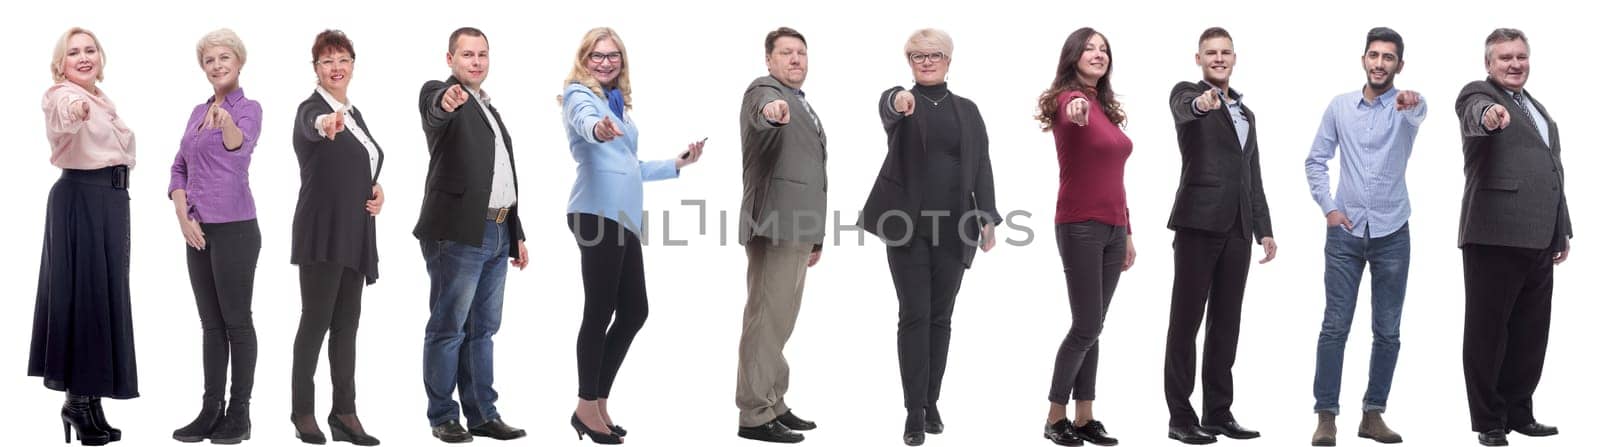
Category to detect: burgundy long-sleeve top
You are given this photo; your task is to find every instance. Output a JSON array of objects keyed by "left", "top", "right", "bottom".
[{"left": 1052, "top": 90, "right": 1132, "bottom": 232}]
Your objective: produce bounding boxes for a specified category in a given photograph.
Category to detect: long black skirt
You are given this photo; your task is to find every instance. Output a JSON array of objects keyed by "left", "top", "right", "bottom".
[{"left": 28, "top": 166, "right": 139, "bottom": 399}]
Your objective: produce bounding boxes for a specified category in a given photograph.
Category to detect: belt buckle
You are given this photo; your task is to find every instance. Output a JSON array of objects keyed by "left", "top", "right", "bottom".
[
  {"left": 112, "top": 166, "right": 128, "bottom": 189},
  {"left": 494, "top": 208, "right": 508, "bottom": 224}
]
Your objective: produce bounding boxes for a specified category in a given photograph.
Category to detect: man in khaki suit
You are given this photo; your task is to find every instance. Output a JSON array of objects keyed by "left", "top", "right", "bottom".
[{"left": 735, "top": 26, "right": 828, "bottom": 444}]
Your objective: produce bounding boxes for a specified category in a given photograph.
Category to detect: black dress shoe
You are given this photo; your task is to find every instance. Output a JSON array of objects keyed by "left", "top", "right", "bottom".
[
  {"left": 1200, "top": 421, "right": 1261, "bottom": 439},
  {"left": 1512, "top": 422, "right": 1558, "bottom": 437},
  {"left": 777, "top": 410, "right": 816, "bottom": 431},
  {"left": 924, "top": 406, "right": 944, "bottom": 435},
  {"left": 1168, "top": 425, "right": 1218, "bottom": 445},
  {"left": 1044, "top": 419, "right": 1084, "bottom": 446},
  {"left": 327, "top": 414, "right": 379, "bottom": 446},
  {"left": 1478, "top": 429, "right": 1509, "bottom": 446},
  {"left": 738, "top": 420, "right": 804, "bottom": 443},
  {"left": 469, "top": 419, "right": 526, "bottom": 440},
  {"left": 1077, "top": 420, "right": 1119, "bottom": 446},
  {"left": 903, "top": 409, "right": 926, "bottom": 446},
  {"left": 609, "top": 425, "right": 628, "bottom": 437},
  {"left": 571, "top": 413, "right": 622, "bottom": 445},
  {"left": 903, "top": 431, "right": 925, "bottom": 446},
  {"left": 431, "top": 420, "right": 472, "bottom": 444}
]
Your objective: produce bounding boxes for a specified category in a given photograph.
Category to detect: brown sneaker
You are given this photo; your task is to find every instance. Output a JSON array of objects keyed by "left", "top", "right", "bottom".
[
  {"left": 1312, "top": 411, "right": 1337, "bottom": 446},
  {"left": 1357, "top": 410, "right": 1403, "bottom": 444}
]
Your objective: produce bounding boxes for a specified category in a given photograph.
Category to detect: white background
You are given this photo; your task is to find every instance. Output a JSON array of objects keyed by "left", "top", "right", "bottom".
[{"left": 1, "top": 0, "right": 1594, "bottom": 446}]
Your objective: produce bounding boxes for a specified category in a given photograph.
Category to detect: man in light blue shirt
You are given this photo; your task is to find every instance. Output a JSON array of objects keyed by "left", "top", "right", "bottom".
[{"left": 1302, "top": 27, "right": 1423, "bottom": 447}]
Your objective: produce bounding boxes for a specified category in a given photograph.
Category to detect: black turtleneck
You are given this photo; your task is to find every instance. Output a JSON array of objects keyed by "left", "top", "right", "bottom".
[{"left": 910, "top": 82, "right": 963, "bottom": 243}]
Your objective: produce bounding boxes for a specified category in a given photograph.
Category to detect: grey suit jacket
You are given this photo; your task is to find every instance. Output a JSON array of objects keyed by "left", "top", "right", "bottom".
[
  {"left": 739, "top": 75, "right": 828, "bottom": 247},
  {"left": 1454, "top": 78, "right": 1572, "bottom": 250}
]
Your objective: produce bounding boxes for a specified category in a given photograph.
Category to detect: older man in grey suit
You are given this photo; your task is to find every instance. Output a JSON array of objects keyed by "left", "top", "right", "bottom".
[
  {"left": 735, "top": 26, "right": 828, "bottom": 444},
  {"left": 1454, "top": 27, "right": 1571, "bottom": 447}
]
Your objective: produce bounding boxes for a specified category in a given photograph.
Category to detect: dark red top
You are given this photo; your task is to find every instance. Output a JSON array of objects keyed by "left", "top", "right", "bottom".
[{"left": 1052, "top": 91, "right": 1132, "bottom": 232}]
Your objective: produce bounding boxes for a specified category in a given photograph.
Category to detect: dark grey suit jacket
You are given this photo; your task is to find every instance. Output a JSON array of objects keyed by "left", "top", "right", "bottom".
[
  {"left": 1454, "top": 78, "right": 1571, "bottom": 250},
  {"left": 1165, "top": 81, "right": 1273, "bottom": 243},
  {"left": 413, "top": 76, "right": 526, "bottom": 255},
  {"left": 739, "top": 75, "right": 828, "bottom": 247}
]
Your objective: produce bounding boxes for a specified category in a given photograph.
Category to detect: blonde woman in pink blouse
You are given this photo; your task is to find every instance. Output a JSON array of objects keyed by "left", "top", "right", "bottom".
[{"left": 28, "top": 26, "right": 138, "bottom": 447}]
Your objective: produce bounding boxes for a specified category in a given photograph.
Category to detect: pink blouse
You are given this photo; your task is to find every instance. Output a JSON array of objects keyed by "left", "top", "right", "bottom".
[{"left": 43, "top": 81, "right": 136, "bottom": 169}]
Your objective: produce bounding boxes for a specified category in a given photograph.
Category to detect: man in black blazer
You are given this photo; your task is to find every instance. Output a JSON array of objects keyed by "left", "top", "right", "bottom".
[
  {"left": 1454, "top": 28, "right": 1570, "bottom": 447},
  {"left": 414, "top": 27, "right": 528, "bottom": 443},
  {"left": 1162, "top": 27, "right": 1277, "bottom": 445}
]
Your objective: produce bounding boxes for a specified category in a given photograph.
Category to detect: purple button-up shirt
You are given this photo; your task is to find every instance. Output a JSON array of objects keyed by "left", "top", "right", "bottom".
[{"left": 168, "top": 88, "right": 262, "bottom": 223}]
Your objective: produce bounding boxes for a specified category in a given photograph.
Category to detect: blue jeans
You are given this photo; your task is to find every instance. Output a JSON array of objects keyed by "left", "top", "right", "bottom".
[
  {"left": 1312, "top": 223, "right": 1410, "bottom": 414},
  {"left": 422, "top": 220, "right": 510, "bottom": 427}
]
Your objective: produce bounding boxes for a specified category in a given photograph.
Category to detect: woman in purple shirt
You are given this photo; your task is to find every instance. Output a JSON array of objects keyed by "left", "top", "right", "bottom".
[{"left": 167, "top": 28, "right": 263, "bottom": 445}]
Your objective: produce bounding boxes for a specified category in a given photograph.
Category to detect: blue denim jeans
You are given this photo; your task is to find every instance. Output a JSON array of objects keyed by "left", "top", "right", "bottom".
[
  {"left": 1312, "top": 223, "right": 1410, "bottom": 414},
  {"left": 422, "top": 220, "right": 510, "bottom": 427}
]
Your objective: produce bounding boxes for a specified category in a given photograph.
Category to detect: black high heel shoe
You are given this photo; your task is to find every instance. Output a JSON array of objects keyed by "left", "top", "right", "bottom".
[
  {"left": 327, "top": 414, "right": 380, "bottom": 446},
  {"left": 570, "top": 413, "right": 622, "bottom": 445},
  {"left": 290, "top": 414, "right": 326, "bottom": 445},
  {"left": 88, "top": 397, "right": 121, "bottom": 443},
  {"left": 63, "top": 394, "right": 113, "bottom": 446},
  {"left": 609, "top": 424, "right": 628, "bottom": 437}
]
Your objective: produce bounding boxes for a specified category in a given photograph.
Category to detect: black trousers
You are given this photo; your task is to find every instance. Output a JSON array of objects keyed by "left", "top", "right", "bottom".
[
  {"left": 568, "top": 213, "right": 649, "bottom": 400},
  {"left": 888, "top": 236, "right": 967, "bottom": 410},
  {"left": 1048, "top": 222, "right": 1127, "bottom": 404},
  {"left": 292, "top": 262, "right": 364, "bottom": 415},
  {"left": 186, "top": 219, "right": 261, "bottom": 405},
  {"left": 1462, "top": 243, "right": 1554, "bottom": 432},
  {"left": 1164, "top": 227, "right": 1251, "bottom": 427}
]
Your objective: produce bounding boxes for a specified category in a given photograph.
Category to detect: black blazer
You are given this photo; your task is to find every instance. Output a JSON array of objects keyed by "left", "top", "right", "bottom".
[
  {"left": 413, "top": 76, "right": 525, "bottom": 256},
  {"left": 859, "top": 86, "right": 1000, "bottom": 267},
  {"left": 291, "top": 91, "right": 384, "bottom": 284},
  {"left": 1454, "top": 78, "right": 1571, "bottom": 250},
  {"left": 1165, "top": 81, "right": 1273, "bottom": 243}
]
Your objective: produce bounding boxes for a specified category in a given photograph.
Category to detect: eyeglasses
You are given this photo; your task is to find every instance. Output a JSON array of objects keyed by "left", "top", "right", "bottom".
[
  {"left": 316, "top": 57, "right": 353, "bottom": 69},
  {"left": 907, "top": 52, "right": 946, "bottom": 64},
  {"left": 588, "top": 52, "right": 623, "bottom": 63}
]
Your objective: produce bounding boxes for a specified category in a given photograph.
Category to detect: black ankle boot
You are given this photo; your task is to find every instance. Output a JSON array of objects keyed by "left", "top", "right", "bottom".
[
  {"left": 211, "top": 402, "right": 252, "bottom": 444},
  {"left": 173, "top": 400, "right": 224, "bottom": 442},
  {"left": 88, "top": 397, "right": 121, "bottom": 442},
  {"left": 64, "top": 393, "right": 113, "bottom": 446}
]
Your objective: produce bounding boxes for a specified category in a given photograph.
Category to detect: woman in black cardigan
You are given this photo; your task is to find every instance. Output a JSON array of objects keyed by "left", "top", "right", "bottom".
[
  {"left": 859, "top": 29, "right": 1000, "bottom": 447},
  {"left": 288, "top": 30, "right": 384, "bottom": 446}
]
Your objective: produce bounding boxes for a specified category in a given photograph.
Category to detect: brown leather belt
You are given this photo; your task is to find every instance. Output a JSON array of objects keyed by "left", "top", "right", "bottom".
[{"left": 486, "top": 207, "right": 509, "bottom": 223}]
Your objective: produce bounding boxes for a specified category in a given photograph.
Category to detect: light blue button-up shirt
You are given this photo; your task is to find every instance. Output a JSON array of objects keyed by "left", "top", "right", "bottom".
[
  {"left": 1305, "top": 87, "right": 1426, "bottom": 238},
  {"left": 1200, "top": 80, "right": 1249, "bottom": 149},
  {"left": 1504, "top": 89, "right": 1550, "bottom": 146}
]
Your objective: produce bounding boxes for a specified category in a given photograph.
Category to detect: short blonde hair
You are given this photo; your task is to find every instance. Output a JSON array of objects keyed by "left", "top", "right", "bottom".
[
  {"left": 51, "top": 27, "right": 105, "bottom": 83},
  {"left": 558, "top": 27, "right": 631, "bottom": 109},
  {"left": 196, "top": 28, "right": 247, "bottom": 67},
  {"left": 904, "top": 28, "right": 953, "bottom": 57}
]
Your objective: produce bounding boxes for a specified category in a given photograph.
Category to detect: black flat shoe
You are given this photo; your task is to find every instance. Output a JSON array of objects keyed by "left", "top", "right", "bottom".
[
  {"left": 1044, "top": 419, "right": 1084, "bottom": 446},
  {"left": 210, "top": 402, "right": 252, "bottom": 445},
  {"left": 174, "top": 401, "right": 224, "bottom": 443},
  {"left": 1200, "top": 421, "right": 1260, "bottom": 439},
  {"left": 903, "top": 431, "right": 925, "bottom": 446},
  {"left": 903, "top": 410, "right": 926, "bottom": 446},
  {"left": 776, "top": 410, "right": 816, "bottom": 431},
  {"left": 430, "top": 420, "right": 471, "bottom": 444},
  {"left": 1167, "top": 425, "right": 1217, "bottom": 445},
  {"left": 469, "top": 418, "right": 526, "bottom": 440},
  {"left": 1076, "top": 420, "right": 1118, "bottom": 446},
  {"left": 571, "top": 413, "right": 621, "bottom": 445},
  {"left": 737, "top": 420, "right": 803, "bottom": 444},
  {"left": 1513, "top": 422, "right": 1558, "bottom": 437},
  {"left": 1478, "top": 429, "right": 1508, "bottom": 446},
  {"left": 290, "top": 414, "right": 325, "bottom": 445},
  {"left": 327, "top": 414, "right": 379, "bottom": 446},
  {"left": 924, "top": 405, "right": 943, "bottom": 435}
]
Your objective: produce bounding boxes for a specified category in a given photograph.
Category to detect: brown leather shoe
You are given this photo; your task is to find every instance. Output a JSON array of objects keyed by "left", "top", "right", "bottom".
[
  {"left": 1311, "top": 411, "right": 1336, "bottom": 446},
  {"left": 1357, "top": 411, "right": 1402, "bottom": 444}
]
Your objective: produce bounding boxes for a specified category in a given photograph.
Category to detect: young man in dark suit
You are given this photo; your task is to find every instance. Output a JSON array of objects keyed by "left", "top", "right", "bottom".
[
  {"left": 1455, "top": 28, "right": 1570, "bottom": 447},
  {"left": 414, "top": 27, "right": 529, "bottom": 444},
  {"left": 1162, "top": 27, "right": 1277, "bottom": 445}
]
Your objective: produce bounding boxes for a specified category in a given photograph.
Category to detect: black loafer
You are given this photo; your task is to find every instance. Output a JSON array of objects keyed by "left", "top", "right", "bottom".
[
  {"left": 1168, "top": 425, "right": 1217, "bottom": 445},
  {"left": 1513, "top": 422, "right": 1558, "bottom": 437},
  {"left": 777, "top": 410, "right": 816, "bottom": 431},
  {"left": 469, "top": 418, "right": 526, "bottom": 440},
  {"left": 431, "top": 420, "right": 472, "bottom": 444},
  {"left": 903, "top": 430, "right": 925, "bottom": 446},
  {"left": 1478, "top": 429, "right": 1509, "bottom": 446},
  {"left": 738, "top": 421, "right": 804, "bottom": 443},
  {"left": 1200, "top": 421, "right": 1260, "bottom": 439}
]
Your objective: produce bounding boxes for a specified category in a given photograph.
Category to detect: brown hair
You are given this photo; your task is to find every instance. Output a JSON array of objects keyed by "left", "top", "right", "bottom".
[
  {"left": 448, "top": 27, "right": 487, "bottom": 54},
  {"left": 311, "top": 29, "right": 355, "bottom": 62},
  {"left": 1036, "top": 27, "right": 1125, "bottom": 130},
  {"left": 765, "top": 27, "right": 806, "bottom": 55},
  {"left": 1198, "top": 27, "right": 1232, "bottom": 48}
]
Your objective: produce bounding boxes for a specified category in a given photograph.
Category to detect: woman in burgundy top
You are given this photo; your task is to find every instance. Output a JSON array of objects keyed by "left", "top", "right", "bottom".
[
  {"left": 168, "top": 29, "right": 263, "bottom": 445},
  {"left": 1035, "top": 27, "right": 1135, "bottom": 447}
]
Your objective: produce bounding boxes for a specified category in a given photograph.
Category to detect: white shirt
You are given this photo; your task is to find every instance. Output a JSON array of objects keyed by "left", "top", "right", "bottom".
[
  {"left": 315, "top": 86, "right": 379, "bottom": 179},
  {"left": 471, "top": 87, "right": 516, "bottom": 208}
]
